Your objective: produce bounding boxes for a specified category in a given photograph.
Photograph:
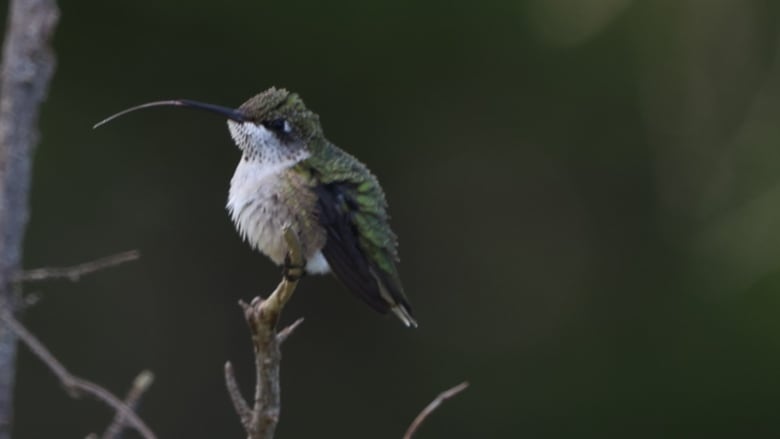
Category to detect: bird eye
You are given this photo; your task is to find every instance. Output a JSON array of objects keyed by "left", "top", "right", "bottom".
[{"left": 263, "top": 118, "right": 292, "bottom": 134}]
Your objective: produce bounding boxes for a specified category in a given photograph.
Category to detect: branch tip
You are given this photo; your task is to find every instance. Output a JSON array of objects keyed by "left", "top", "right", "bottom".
[
  {"left": 132, "top": 370, "right": 154, "bottom": 390},
  {"left": 403, "top": 381, "right": 470, "bottom": 439},
  {"left": 277, "top": 318, "right": 304, "bottom": 343}
]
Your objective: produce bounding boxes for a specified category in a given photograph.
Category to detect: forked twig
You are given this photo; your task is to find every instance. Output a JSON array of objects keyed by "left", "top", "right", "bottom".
[
  {"left": 403, "top": 382, "right": 469, "bottom": 439},
  {"left": 225, "top": 226, "right": 466, "bottom": 439},
  {"left": 101, "top": 369, "right": 155, "bottom": 439},
  {"left": 0, "top": 309, "right": 156, "bottom": 439},
  {"left": 225, "top": 226, "right": 304, "bottom": 439}
]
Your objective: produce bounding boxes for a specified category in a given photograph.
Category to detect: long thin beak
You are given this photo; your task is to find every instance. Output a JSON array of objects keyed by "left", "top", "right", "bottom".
[{"left": 93, "top": 99, "right": 249, "bottom": 129}]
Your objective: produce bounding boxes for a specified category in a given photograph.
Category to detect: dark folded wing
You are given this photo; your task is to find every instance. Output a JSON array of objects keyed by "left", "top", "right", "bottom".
[{"left": 313, "top": 182, "right": 394, "bottom": 314}]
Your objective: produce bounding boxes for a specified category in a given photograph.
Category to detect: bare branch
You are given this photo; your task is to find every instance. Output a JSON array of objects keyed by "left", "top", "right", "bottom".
[
  {"left": 0, "top": 309, "right": 156, "bottom": 439},
  {"left": 0, "top": 0, "right": 60, "bottom": 435},
  {"left": 227, "top": 225, "right": 304, "bottom": 439},
  {"left": 224, "top": 361, "right": 252, "bottom": 427},
  {"left": 101, "top": 369, "right": 154, "bottom": 439},
  {"left": 18, "top": 250, "right": 140, "bottom": 283},
  {"left": 403, "top": 382, "right": 469, "bottom": 439}
]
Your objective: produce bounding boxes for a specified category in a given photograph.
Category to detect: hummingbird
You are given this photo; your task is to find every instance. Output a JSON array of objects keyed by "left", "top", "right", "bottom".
[{"left": 95, "top": 87, "right": 417, "bottom": 327}]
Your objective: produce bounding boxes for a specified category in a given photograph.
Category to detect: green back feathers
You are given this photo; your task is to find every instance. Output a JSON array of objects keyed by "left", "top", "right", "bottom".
[
  {"left": 305, "top": 148, "right": 411, "bottom": 319},
  {"left": 305, "top": 141, "right": 400, "bottom": 260}
]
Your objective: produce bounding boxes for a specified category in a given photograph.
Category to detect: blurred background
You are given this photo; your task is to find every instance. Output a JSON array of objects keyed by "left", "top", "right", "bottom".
[{"left": 4, "top": 0, "right": 780, "bottom": 437}]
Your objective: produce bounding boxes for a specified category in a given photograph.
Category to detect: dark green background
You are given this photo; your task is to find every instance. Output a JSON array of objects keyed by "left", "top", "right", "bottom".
[{"left": 5, "top": 0, "right": 780, "bottom": 437}]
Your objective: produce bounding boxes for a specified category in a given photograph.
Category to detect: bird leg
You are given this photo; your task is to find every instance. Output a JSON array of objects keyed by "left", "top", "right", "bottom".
[{"left": 282, "top": 254, "right": 305, "bottom": 282}]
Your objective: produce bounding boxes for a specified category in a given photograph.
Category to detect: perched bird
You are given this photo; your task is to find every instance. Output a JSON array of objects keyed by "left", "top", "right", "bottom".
[{"left": 95, "top": 88, "right": 416, "bottom": 327}]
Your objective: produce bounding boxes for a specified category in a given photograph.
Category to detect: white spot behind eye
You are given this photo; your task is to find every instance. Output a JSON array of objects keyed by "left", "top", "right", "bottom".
[{"left": 283, "top": 120, "right": 292, "bottom": 134}]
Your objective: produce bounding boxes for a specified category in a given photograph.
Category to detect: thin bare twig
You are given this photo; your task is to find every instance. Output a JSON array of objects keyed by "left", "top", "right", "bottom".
[
  {"left": 101, "top": 369, "right": 154, "bottom": 439},
  {"left": 403, "top": 382, "right": 469, "bottom": 439},
  {"left": 224, "top": 362, "right": 252, "bottom": 428},
  {"left": 276, "top": 317, "right": 304, "bottom": 344},
  {"left": 225, "top": 225, "right": 304, "bottom": 439},
  {"left": 17, "top": 250, "right": 140, "bottom": 283},
  {"left": 0, "top": 309, "right": 156, "bottom": 439}
]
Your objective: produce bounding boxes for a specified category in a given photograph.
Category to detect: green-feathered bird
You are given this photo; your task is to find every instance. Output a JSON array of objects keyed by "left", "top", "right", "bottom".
[{"left": 95, "top": 88, "right": 416, "bottom": 327}]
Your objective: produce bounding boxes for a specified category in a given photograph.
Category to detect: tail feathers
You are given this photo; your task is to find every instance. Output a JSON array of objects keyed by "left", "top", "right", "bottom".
[
  {"left": 374, "top": 270, "right": 418, "bottom": 328},
  {"left": 391, "top": 304, "right": 418, "bottom": 328}
]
